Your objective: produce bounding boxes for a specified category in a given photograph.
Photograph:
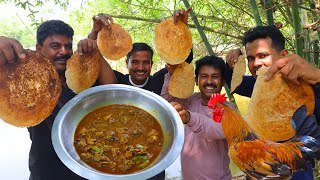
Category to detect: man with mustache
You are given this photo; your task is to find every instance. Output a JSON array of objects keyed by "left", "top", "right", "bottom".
[
  {"left": 87, "top": 8, "right": 193, "bottom": 96},
  {"left": 0, "top": 20, "right": 116, "bottom": 180},
  {"left": 225, "top": 25, "right": 320, "bottom": 180},
  {"left": 161, "top": 55, "right": 232, "bottom": 180},
  {"left": 86, "top": 9, "right": 192, "bottom": 180}
]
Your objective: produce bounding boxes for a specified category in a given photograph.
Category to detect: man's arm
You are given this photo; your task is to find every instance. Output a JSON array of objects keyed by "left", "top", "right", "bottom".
[
  {"left": 87, "top": 14, "right": 113, "bottom": 40},
  {"left": 77, "top": 38, "right": 117, "bottom": 84},
  {"left": 171, "top": 102, "right": 225, "bottom": 140},
  {"left": 266, "top": 54, "right": 320, "bottom": 85}
]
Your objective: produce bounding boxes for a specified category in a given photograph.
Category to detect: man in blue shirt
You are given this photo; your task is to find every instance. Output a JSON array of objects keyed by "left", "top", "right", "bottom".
[{"left": 225, "top": 25, "right": 320, "bottom": 180}]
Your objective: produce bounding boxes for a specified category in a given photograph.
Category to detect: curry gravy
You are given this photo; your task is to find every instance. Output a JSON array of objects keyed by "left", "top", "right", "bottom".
[{"left": 74, "top": 104, "right": 164, "bottom": 174}]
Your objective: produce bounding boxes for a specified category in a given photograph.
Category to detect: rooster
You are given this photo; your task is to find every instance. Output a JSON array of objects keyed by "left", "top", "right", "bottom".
[{"left": 208, "top": 93, "right": 320, "bottom": 179}]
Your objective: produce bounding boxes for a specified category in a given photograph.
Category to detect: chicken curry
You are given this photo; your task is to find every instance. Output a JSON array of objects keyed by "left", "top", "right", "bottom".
[{"left": 74, "top": 104, "right": 164, "bottom": 174}]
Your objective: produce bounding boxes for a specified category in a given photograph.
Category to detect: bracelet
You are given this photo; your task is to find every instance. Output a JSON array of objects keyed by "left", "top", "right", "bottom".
[{"left": 183, "top": 111, "right": 191, "bottom": 124}]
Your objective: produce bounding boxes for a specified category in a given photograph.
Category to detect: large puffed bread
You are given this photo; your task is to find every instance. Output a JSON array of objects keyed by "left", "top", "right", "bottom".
[
  {"left": 155, "top": 17, "right": 192, "bottom": 65},
  {"left": 230, "top": 55, "right": 246, "bottom": 94},
  {"left": 66, "top": 49, "right": 102, "bottom": 94},
  {"left": 168, "top": 62, "right": 195, "bottom": 98},
  {"left": 0, "top": 50, "right": 61, "bottom": 127},
  {"left": 246, "top": 67, "right": 315, "bottom": 141},
  {"left": 97, "top": 23, "right": 132, "bottom": 60}
]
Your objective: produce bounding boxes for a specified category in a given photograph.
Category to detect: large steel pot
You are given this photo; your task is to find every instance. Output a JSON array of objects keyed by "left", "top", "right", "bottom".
[{"left": 52, "top": 84, "right": 184, "bottom": 180}]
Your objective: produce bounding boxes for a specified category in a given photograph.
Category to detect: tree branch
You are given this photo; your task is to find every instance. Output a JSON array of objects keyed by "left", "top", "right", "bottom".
[{"left": 110, "top": 14, "right": 243, "bottom": 40}]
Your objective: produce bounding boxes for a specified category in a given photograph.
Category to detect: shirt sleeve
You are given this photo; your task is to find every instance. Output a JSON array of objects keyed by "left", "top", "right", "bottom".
[
  {"left": 313, "top": 84, "right": 320, "bottom": 124},
  {"left": 187, "top": 111, "right": 225, "bottom": 140},
  {"left": 160, "top": 73, "right": 190, "bottom": 108},
  {"left": 113, "top": 70, "right": 126, "bottom": 83}
]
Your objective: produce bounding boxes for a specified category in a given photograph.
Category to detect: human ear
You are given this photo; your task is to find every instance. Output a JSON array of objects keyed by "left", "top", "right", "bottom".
[
  {"left": 36, "top": 44, "right": 41, "bottom": 51},
  {"left": 280, "top": 49, "right": 288, "bottom": 57}
]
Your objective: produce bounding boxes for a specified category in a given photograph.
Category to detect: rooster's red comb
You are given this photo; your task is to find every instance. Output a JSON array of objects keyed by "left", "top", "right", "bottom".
[{"left": 208, "top": 93, "right": 227, "bottom": 109}]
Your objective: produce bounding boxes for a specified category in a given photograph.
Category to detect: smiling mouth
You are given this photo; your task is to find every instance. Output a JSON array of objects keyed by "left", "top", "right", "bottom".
[
  {"left": 204, "top": 85, "right": 217, "bottom": 90},
  {"left": 135, "top": 72, "right": 145, "bottom": 75},
  {"left": 56, "top": 60, "right": 66, "bottom": 63}
]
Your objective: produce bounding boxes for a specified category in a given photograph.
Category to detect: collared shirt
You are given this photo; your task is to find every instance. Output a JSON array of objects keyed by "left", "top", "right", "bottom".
[{"left": 161, "top": 73, "right": 232, "bottom": 180}]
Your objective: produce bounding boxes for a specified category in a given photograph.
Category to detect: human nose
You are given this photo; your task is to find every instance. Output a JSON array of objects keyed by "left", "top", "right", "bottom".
[
  {"left": 253, "top": 59, "right": 264, "bottom": 68},
  {"left": 59, "top": 46, "right": 68, "bottom": 55},
  {"left": 207, "top": 76, "right": 214, "bottom": 84},
  {"left": 137, "top": 63, "right": 144, "bottom": 70}
]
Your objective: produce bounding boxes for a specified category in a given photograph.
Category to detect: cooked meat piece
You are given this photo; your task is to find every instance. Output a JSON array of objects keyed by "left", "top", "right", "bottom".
[
  {"left": 111, "top": 147, "right": 120, "bottom": 159},
  {"left": 120, "top": 116, "right": 130, "bottom": 124},
  {"left": 79, "top": 127, "right": 88, "bottom": 136},
  {"left": 93, "top": 153, "right": 102, "bottom": 162},
  {"left": 147, "top": 135, "right": 158, "bottom": 143},
  {"left": 119, "top": 160, "right": 134, "bottom": 172},
  {"left": 80, "top": 153, "right": 93, "bottom": 160},
  {"left": 130, "top": 127, "right": 143, "bottom": 137},
  {"left": 105, "top": 131, "right": 118, "bottom": 142},
  {"left": 76, "top": 139, "right": 87, "bottom": 148},
  {"left": 116, "top": 127, "right": 128, "bottom": 134},
  {"left": 119, "top": 134, "right": 130, "bottom": 144},
  {"left": 147, "top": 129, "right": 159, "bottom": 143},
  {"left": 86, "top": 137, "right": 97, "bottom": 145}
]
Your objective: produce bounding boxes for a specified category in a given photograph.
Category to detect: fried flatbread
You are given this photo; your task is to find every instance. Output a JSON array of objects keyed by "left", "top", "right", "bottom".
[
  {"left": 0, "top": 50, "right": 61, "bottom": 127},
  {"left": 97, "top": 23, "right": 133, "bottom": 60},
  {"left": 168, "top": 62, "right": 195, "bottom": 98},
  {"left": 66, "top": 49, "right": 102, "bottom": 94},
  {"left": 231, "top": 55, "right": 246, "bottom": 94},
  {"left": 155, "top": 17, "right": 192, "bottom": 65},
  {"left": 246, "top": 67, "right": 315, "bottom": 141}
]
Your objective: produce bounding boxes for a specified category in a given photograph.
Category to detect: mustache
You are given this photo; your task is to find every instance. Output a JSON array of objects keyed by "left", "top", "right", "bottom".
[
  {"left": 204, "top": 84, "right": 217, "bottom": 88},
  {"left": 54, "top": 55, "right": 71, "bottom": 61},
  {"left": 134, "top": 70, "right": 147, "bottom": 73}
]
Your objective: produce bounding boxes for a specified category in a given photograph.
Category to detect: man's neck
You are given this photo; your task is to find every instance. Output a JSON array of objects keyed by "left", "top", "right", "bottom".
[
  {"left": 59, "top": 73, "right": 66, "bottom": 87},
  {"left": 201, "top": 94, "right": 209, "bottom": 106},
  {"left": 129, "top": 76, "right": 149, "bottom": 87}
]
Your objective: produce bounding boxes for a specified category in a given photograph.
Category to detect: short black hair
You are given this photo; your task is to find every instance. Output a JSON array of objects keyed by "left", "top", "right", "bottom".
[
  {"left": 36, "top": 20, "right": 74, "bottom": 46},
  {"left": 242, "top": 25, "right": 285, "bottom": 52},
  {"left": 195, "top": 55, "right": 226, "bottom": 77},
  {"left": 126, "top": 43, "right": 154, "bottom": 62}
]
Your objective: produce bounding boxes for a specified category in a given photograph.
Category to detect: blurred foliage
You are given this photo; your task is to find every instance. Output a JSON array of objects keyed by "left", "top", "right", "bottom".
[{"left": 0, "top": 16, "right": 35, "bottom": 48}]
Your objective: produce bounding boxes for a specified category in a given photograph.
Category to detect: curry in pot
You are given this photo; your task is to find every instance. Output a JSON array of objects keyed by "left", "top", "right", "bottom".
[{"left": 74, "top": 104, "right": 164, "bottom": 174}]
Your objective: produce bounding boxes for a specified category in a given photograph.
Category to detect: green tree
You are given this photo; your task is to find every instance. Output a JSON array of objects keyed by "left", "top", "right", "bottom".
[{"left": 0, "top": 16, "right": 35, "bottom": 48}]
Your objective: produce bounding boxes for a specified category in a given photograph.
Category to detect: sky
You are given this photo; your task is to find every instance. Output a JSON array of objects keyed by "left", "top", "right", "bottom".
[{"left": 0, "top": 0, "right": 84, "bottom": 21}]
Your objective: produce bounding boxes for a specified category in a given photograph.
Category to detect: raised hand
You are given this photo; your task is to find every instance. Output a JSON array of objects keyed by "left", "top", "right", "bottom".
[
  {"left": 77, "top": 38, "right": 97, "bottom": 55},
  {"left": 225, "top": 48, "right": 242, "bottom": 69},
  {"left": 0, "top": 36, "right": 26, "bottom": 65},
  {"left": 165, "top": 63, "right": 180, "bottom": 75},
  {"left": 173, "top": 6, "right": 192, "bottom": 25},
  {"left": 170, "top": 101, "right": 190, "bottom": 124},
  {"left": 88, "top": 14, "right": 113, "bottom": 40},
  {"left": 265, "top": 54, "right": 320, "bottom": 85}
]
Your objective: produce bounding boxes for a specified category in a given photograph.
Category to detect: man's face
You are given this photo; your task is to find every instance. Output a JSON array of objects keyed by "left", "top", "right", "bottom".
[
  {"left": 196, "top": 65, "right": 224, "bottom": 102},
  {"left": 245, "top": 38, "right": 286, "bottom": 78},
  {"left": 126, "top": 51, "right": 152, "bottom": 85},
  {"left": 36, "top": 34, "right": 73, "bottom": 73}
]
